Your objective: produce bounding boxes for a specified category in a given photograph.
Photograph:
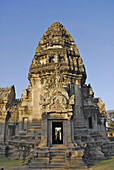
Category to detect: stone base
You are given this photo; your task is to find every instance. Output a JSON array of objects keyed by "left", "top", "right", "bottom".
[
  {"left": 28, "top": 146, "right": 86, "bottom": 169},
  {"left": 0, "top": 141, "right": 6, "bottom": 158},
  {"left": 102, "top": 141, "right": 114, "bottom": 157}
]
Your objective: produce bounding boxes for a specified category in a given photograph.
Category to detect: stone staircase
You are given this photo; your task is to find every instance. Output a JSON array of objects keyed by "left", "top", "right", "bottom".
[
  {"left": 29, "top": 147, "right": 66, "bottom": 169},
  {"left": 83, "top": 131, "right": 109, "bottom": 166},
  {"left": 28, "top": 145, "right": 86, "bottom": 169},
  {"left": 10, "top": 121, "right": 41, "bottom": 144},
  {"left": 49, "top": 148, "right": 66, "bottom": 168},
  {"left": 7, "top": 121, "right": 42, "bottom": 160},
  {"left": 73, "top": 121, "right": 90, "bottom": 143},
  {"left": 90, "top": 131, "right": 106, "bottom": 141}
]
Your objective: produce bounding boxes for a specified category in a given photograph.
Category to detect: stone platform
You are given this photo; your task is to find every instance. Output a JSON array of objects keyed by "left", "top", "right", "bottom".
[{"left": 28, "top": 145, "right": 86, "bottom": 169}]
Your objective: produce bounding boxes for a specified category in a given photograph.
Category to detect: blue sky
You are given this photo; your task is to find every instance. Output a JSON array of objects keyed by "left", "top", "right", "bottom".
[{"left": 0, "top": 0, "right": 114, "bottom": 110}]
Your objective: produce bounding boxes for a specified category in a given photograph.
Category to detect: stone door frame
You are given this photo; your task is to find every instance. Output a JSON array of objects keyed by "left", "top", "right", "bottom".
[{"left": 47, "top": 118, "right": 72, "bottom": 147}]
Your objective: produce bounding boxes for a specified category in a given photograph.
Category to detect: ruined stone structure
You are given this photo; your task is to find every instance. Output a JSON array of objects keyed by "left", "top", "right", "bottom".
[
  {"left": 106, "top": 110, "right": 114, "bottom": 141},
  {"left": 0, "top": 22, "right": 114, "bottom": 169}
]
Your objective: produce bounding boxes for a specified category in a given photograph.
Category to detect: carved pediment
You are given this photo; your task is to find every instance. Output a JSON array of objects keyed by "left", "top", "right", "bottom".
[{"left": 40, "top": 88, "right": 74, "bottom": 114}]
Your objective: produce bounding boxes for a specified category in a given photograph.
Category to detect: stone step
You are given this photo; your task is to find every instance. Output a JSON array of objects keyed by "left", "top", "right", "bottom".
[
  {"left": 30, "top": 127, "right": 41, "bottom": 130},
  {"left": 18, "top": 131, "right": 27, "bottom": 135},
  {"left": 74, "top": 128, "right": 88, "bottom": 131},
  {"left": 50, "top": 159, "right": 65, "bottom": 163},
  {"left": 49, "top": 163, "right": 66, "bottom": 167},
  {"left": 91, "top": 135, "right": 103, "bottom": 139},
  {"left": 30, "top": 162, "right": 66, "bottom": 167},
  {"left": 50, "top": 152, "right": 65, "bottom": 156},
  {"left": 29, "top": 164, "right": 49, "bottom": 169},
  {"left": 50, "top": 155, "right": 65, "bottom": 158},
  {"left": 74, "top": 122, "right": 86, "bottom": 128},
  {"left": 90, "top": 132, "right": 103, "bottom": 141},
  {"left": 33, "top": 158, "right": 49, "bottom": 162},
  {"left": 74, "top": 135, "right": 90, "bottom": 142},
  {"left": 90, "top": 132, "right": 102, "bottom": 136},
  {"left": 50, "top": 150, "right": 65, "bottom": 153},
  {"left": 30, "top": 162, "right": 49, "bottom": 166},
  {"left": 50, "top": 155, "right": 65, "bottom": 159}
]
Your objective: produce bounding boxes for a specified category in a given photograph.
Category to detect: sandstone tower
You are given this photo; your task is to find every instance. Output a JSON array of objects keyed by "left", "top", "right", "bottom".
[{"left": 0, "top": 22, "right": 114, "bottom": 169}]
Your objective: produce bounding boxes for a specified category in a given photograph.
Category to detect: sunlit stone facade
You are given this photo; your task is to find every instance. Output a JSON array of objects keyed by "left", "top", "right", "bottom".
[{"left": 0, "top": 22, "right": 114, "bottom": 169}]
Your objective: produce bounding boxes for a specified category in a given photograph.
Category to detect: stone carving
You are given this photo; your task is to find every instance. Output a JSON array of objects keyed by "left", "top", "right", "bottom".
[{"left": 0, "top": 22, "right": 114, "bottom": 169}]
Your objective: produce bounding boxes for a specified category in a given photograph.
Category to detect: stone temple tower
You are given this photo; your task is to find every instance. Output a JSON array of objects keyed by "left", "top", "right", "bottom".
[
  {"left": 28, "top": 22, "right": 87, "bottom": 147},
  {"left": 0, "top": 22, "right": 114, "bottom": 169}
]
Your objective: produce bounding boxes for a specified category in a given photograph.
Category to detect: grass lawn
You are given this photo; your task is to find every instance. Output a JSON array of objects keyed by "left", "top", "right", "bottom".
[
  {"left": 0, "top": 156, "right": 114, "bottom": 169},
  {"left": 0, "top": 158, "right": 23, "bottom": 169},
  {"left": 89, "top": 156, "right": 114, "bottom": 170}
]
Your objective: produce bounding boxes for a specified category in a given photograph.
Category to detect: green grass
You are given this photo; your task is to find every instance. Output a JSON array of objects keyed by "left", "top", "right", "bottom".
[
  {"left": 89, "top": 156, "right": 114, "bottom": 170},
  {"left": 0, "top": 158, "right": 23, "bottom": 169},
  {"left": 0, "top": 157, "right": 114, "bottom": 169}
]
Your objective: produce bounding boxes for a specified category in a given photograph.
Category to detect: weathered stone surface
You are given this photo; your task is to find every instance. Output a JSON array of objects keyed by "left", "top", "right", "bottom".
[{"left": 0, "top": 22, "right": 114, "bottom": 169}]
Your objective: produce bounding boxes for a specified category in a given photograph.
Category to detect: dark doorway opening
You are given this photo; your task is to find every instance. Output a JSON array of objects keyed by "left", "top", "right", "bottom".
[
  {"left": 89, "top": 117, "right": 92, "bottom": 129},
  {"left": 22, "top": 117, "right": 28, "bottom": 131},
  {"left": 8, "top": 125, "right": 15, "bottom": 136},
  {"left": 52, "top": 122, "right": 63, "bottom": 144}
]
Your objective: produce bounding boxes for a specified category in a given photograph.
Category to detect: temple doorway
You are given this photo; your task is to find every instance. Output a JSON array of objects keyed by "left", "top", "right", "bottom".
[{"left": 52, "top": 122, "right": 63, "bottom": 144}]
